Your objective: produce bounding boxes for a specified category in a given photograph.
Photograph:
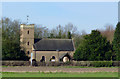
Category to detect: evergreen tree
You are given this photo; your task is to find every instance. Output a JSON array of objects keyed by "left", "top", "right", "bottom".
[
  {"left": 67, "top": 31, "right": 72, "bottom": 39},
  {"left": 2, "top": 17, "right": 29, "bottom": 60},
  {"left": 112, "top": 22, "right": 120, "bottom": 61},
  {"left": 50, "top": 33, "right": 54, "bottom": 38},
  {"left": 74, "top": 30, "right": 112, "bottom": 61}
]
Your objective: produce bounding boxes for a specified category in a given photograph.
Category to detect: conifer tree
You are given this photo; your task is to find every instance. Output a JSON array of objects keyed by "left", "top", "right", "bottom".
[
  {"left": 112, "top": 22, "right": 120, "bottom": 61},
  {"left": 74, "top": 30, "right": 112, "bottom": 61},
  {"left": 67, "top": 31, "right": 72, "bottom": 39}
]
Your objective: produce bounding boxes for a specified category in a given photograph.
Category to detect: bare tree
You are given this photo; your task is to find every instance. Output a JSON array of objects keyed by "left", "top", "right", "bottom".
[{"left": 99, "top": 25, "right": 115, "bottom": 43}]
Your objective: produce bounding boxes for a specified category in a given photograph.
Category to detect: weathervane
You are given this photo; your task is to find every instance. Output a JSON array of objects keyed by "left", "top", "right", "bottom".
[{"left": 27, "top": 15, "right": 29, "bottom": 24}]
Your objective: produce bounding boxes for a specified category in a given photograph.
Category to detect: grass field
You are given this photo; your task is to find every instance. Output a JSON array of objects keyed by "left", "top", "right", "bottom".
[
  {"left": 2, "top": 66, "right": 118, "bottom": 68},
  {"left": 58, "top": 66, "right": 118, "bottom": 68},
  {"left": 2, "top": 72, "right": 118, "bottom": 77}
]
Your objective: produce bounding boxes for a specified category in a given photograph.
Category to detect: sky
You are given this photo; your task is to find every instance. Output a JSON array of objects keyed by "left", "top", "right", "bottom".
[{"left": 2, "top": 2, "right": 118, "bottom": 34}]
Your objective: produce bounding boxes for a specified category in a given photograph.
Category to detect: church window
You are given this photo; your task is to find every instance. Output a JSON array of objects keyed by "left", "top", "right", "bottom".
[
  {"left": 27, "top": 42, "right": 29, "bottom": 45},
  {"left": 27, "top": 30, "right": 29, "bottom": 34},
  {"left": 40, "top": 56, "right": 45, "bottom": 62},
  {"left": 27, "top": 51, "right": 30, "bottom": 54},
  {"left": 52, "top": 56, "right": 55, "bottom": 59},
  {"left": 50, "top": 56, "right": 55, "bottom": 62}
]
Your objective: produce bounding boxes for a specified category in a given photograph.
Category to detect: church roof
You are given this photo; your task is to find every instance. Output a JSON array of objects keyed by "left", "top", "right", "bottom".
[
  {"left": 34, "top": 38, "right": 41, "bottom": 44},
  {"left": 33, "top": 39, "right": 74, "bottom": 51}
]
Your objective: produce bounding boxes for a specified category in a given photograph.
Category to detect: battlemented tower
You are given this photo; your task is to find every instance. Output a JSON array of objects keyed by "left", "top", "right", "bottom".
[{"left": 20, "top": 24, "right": 34, "bottom": 56}]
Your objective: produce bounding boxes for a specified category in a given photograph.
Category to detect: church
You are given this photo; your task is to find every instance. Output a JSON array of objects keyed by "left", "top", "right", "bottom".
[{"left": 20, "top": 24, "right": 75, "bottom": 62}]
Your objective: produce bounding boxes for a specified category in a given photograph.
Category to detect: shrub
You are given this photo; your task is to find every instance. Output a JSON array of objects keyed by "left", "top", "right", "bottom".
[
  {"left": 2, "top": 61, "right": 118, "bottom": 67},
  {"left": 91, "top": 61, "right": 113, "bottom": 67},
  {"left": 37, "top": 62, "right": 46, "bottom": 66}
]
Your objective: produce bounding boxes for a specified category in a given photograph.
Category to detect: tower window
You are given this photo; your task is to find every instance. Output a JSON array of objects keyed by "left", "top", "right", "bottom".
[
  {"left": 27, "top": 42, "right": 29, "bottom": 45},
  {"left": 41, "top": 56, "right": 45, "bottom": 62},
  {"left": 27, "top": 30, "right": 29, "bottom": 34},
  {"left": 27, "top": 51, "right": 30, "bottom": 54}
]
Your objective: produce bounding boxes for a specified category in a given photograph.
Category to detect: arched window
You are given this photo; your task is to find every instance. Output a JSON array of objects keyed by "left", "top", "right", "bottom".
[
  {"left": 40, "top": 56, "right": 45, "bottom": 62},
  {"left": 50, "top": 56, "right": 55, "bottom": 62},
  {"left": 27, "top": 51, "right": 29, "bottom": 54},
  {"left": 27, "top": 30, "right": 29, "bottom": 34},
  {"left": 27, "top": 42, "right": 29, "bottom": 45},
  {"left": 52, "top": 56, "right": 55, "bottom": 59}
]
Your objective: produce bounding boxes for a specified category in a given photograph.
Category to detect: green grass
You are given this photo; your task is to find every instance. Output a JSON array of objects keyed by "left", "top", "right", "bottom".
[
  {"left": 2, "top": 72, "right": 118, "bottom": 77},
  {"left": 57, "top": 66, "right": 118, "bottom": 68},
  {"left": 2, "top": 66, "right": 118, "bottom": 68}
]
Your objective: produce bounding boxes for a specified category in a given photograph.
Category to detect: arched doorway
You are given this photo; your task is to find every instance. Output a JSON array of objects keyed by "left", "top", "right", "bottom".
[
  {"left": 32, "top": 59, "right": 36, "bottom": 62},
  {"left": 59, "top": 53, "right": 71, "bottom": 62}
]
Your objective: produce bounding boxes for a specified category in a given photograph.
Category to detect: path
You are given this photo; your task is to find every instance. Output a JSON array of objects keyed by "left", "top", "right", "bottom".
[{"left": 2, "top": 66, "right": 118, "bottom": 72}]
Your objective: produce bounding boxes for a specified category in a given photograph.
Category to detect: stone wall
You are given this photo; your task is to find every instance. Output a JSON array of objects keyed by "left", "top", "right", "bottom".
[{"left": 33, "top": 51, "right": 74, "bottom": 62}]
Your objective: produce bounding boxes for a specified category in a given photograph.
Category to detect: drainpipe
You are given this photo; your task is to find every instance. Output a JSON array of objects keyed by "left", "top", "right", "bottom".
[{"left": 56, "top": 50, "right": 59, "bottom": 62}]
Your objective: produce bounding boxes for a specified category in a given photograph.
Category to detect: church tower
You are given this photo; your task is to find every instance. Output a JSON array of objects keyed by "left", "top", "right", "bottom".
[{"left": 20, "top": 24, "right": 34, "bottom": 56}]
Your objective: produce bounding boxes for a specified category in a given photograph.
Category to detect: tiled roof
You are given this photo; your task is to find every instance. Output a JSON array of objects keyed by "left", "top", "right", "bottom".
[{"left": 33, "top": 39, "right": 74, "bottom": 51}]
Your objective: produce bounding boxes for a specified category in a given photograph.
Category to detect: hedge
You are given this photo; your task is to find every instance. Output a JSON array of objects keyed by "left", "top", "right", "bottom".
[
  {"left": 90, "top": 61, "right": 113, "bottom": 67},
  {"left": 2, "top": 61, "right": 119, "bottom": 67}
]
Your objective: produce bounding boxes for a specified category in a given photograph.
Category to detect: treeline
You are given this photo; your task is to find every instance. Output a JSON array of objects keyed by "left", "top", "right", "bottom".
[
  {"left": 74, "top": 23, "right": 120, "bottom": 61},
  {"left": 34, "top": 23, "right": 84, "bottom": 49},
  {"left": 34, "top": 24, "right": 77, "bottom": 39},
  {"left": 2, "top": 17, "right": 29, "bottom": 60},
  {"left": 1, "top": 17, "right": 119, "bottom": 61},
  {"left": 1, "top": 17, "right": 83, "bottom": 60}
]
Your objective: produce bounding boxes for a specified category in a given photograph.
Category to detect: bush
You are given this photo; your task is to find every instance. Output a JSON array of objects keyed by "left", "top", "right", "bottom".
[
  {"left": 61, "top": 61, "right": 72, "bottom": 66},
  {"left": 32, "top": 61, "right": 38, "bottom": 66},
  {"left": 73, "top": 61, "right": 91, "bottom": 66},
  {"left": 91, "top": 61, "right": 113, "bottom": 67},
  {"left": 112, "top": 61, "right": 119, "bottom": 67},
  {"left": 2, "top": 61, "right": 118, "bottom": 67},
  {"left": 37, "top": 62, "right": 46, "bottom": 66},
  {"left": 2, "top": 61, "right": 30, "bottom": 66},
  {"left": 47, "top": 62, "right": 61, "bottom": 66}
]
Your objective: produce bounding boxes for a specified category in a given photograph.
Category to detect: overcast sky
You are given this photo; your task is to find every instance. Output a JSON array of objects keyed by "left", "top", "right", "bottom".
[{"left": 2, "top": 2, "right": 118, "bottom": 34}]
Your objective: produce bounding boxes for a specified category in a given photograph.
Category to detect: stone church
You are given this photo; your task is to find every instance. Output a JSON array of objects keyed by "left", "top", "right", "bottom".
[{"left": 20, "top": 24, "right": 75, "bottom": 62}]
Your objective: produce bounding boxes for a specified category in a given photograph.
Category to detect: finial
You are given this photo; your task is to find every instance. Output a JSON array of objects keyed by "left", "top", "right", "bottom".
[{"left": 27, "top": 15, "right": 29, "bottom": 24}]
